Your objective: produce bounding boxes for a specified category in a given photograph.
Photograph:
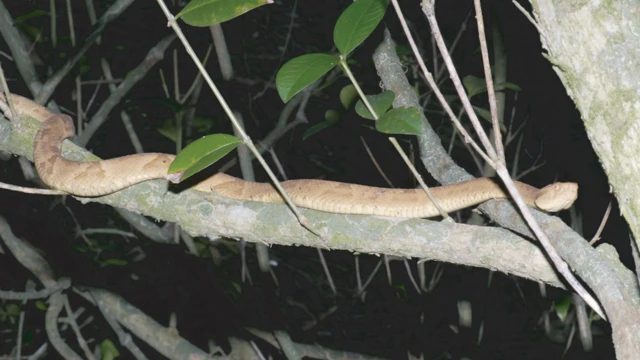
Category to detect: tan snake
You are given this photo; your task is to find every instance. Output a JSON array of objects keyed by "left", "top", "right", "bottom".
[{"left": 4, "top": 93, "right": 578, "bottom": 218}]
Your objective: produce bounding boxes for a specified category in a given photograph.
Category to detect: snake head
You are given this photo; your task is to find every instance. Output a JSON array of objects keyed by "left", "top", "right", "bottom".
[{"left": 534, "top": 182, "right": 579, "bottom": 212}]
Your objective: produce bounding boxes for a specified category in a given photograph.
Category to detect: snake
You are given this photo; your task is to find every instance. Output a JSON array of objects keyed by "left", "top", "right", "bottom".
[{"left": 3, "top": 93, "right": 578, "bottom": 218}]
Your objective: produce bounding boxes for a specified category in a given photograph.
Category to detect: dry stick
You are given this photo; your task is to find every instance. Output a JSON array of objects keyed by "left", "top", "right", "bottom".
[
  {"left": 210, "top": 24, "right": 233, "bottom": 80},
  {"left": 359, "top": 134, "right": 410, "bottom": 288},
  {"left": 267, "top": 143, "right": 337, "bottom": 292},
  {"left": 0, "top": 216, "right": 82, "bottom": 358},
  {"left": 182, "top": 45, "right": 213, "bottom": 102},
  {"left": 65, "top": 0, "right": 76, "bottom": 47},
  {"left": 0, "top": 278, "right": 70, "bottom": 301},
  {"left": 85, "top": 0, "right": 98, "bottom": 43},
  {"left": 83, "top": 78, "right": 102, "bottom": 120},
  {"left": 62, "top": 297, "right": 95, "bottom": 360},
  {"left": 470, "top": 0, "right": 604, "bottom": 319},
  {"left": 268, "top": 148, "right": 287, "bottom": 180},
  {"left": 317, "top": 248, "right": 337, "bottom": 295},
  {"left": 36, "top": 0, "right": 136, "bottom": 105},
  {"left": 15, "top": 281, "right": 32, "bottom": 360},
  {"left": 101, "top": 58, "right": 144, "bottom": 153},
  {"left": 50, "top": 0, "right": 57, "bottom": 48},
  {"left": 589, "top": 202, "right": 612, "bottom": 246},
  {"left": 354, "top": 258, "right": 384, "bottom": 298},
  {"left": 219, "top": 84, "right": 311, "bottom": 172},
  {"left": 420, "top": 2, "right": 498, "bottom": 163},
  {"left": 449, "top": 108, "right": 484, "bottom": 173},
  {"left": 88, "top": 288, "right": 214, "bottom": 360},
  {"left": 96, "top": 308, "right": 147, "bottom": 360},
  {"left": 46, "top": 293, "right": 83, "bottom": 360},
  {"left": 0, "top": 181, "right": 65, "bottom": 195},
  {"left": 360, "top": 136, "right": 394, "bottom": 188},
  {"left": 0, "top": 67, "right": 17, "bottom": 118},
  {"left": 78, "top": 34, "right": 176, "bottom": 147},
  {"left": 423, "top": 12, "right": 472, "bottom": 108},
  {"left": 233, "top": 112, "right": 257, "bottom": 280},
  {"left": 208, "top": 17, "right": 271, "bottom": 273},
  {"left": 0, "top": 0, "right": 42, "bottom": 95},
  {"left": 403, "top": 258, "right": 421, "bottom": 294},
  {"left": 422, "top": 0, "right": 606, "bottom": 320},
  {"left": 158, "top": 1, "right": 322, "bottom": 238},
  {"left": 100, "top": 58, "right": 177, "bottom": 243},
  {"left": 210, "top": 18, "right": 267, "bottom": 273},
  {"left": 255, "top": 0, "right": 298, "bottom": 99},
  {"left": 338, "top": 60, "right": 451, "bottom": 219},
  {"left": 75, "top": 76, "right": 82, "bottom": 135},
  {"left": 396, "top": 1, "right": 605, "bottom": 318},
  {"left": 474, "top": 0, "right": 504, "bottom": 159},
  {"left": 355, "top": 255, "right": 364, "bottom": 301},
  {"left": 389, "top": 0, "right": 494, "bottom": 168}
]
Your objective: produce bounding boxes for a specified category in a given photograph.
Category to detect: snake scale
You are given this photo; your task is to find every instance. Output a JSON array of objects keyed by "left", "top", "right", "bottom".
[{"left": 3, "top": 93, "right": 578, "bottom": 218}]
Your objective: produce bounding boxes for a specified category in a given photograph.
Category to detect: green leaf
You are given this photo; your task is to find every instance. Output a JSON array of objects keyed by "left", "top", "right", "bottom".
[
  {"left": 394, "top": 43, "right": 412, "bottom": 56},
  {"left": 14, "top": 9, "right": 48, "bottom": 23},
  {"left": 100, "top": 338, "right": 120, "bottom": 360},
  {"left": 392, "top": 283, "right": 408, "bottom": 301},
  {"left": 355, "top": 91, "right": 395, "bottom": 120},
  {"left": 157, "top": 116, "right": 214, "bottom": 143},
  {"left": 157, "top": 122, "right": 179, "bottom": 143},
  {"left": 99, "top": 258, "right": 128, "bottom": 267},
  {"left": 554, "top": 295, "right": 572, "bottom": 322},
  {"left": 303, "top": 110, "right": 341, "bottom": 140},
  {"left": 498, "top": 81, "right": 521, "bottom": 91},
  {"left": 472, "top": 105, "right": 491, "bottom": 123},
  {"left": 276, "top": 54, "right": 339, "bottom": 103},
  {"left": 375, "top": 107, "right": 422, "bottom": 135},
  {"left": 469, "top": 106, "right": 506, "bottom": 132},
  {"left": 176, "top": 0, "right": 272, "bottom": 27},
  {"left": 22, "top": 329, "right": 33, "bottom": 345},
  {"left": 339, "top": 84, "right": 358, "bottom": 110},
  {"left": 333, "top": 0, "right": 389, "bottom": 56},
  {"left": 463, "top": 76, "right": 522, "bottom": 98},
  {"left": 35, "top": 301, "right": 47, "bottom": 311},
  {"left": 5, "top": 303, "right": 20, "bottom": 317},
  {"left": 168, "top": 134, "right": 241, "bottom": 182},
  {"left": 463, "top": 75, "right": 487, "bottom": 98}
]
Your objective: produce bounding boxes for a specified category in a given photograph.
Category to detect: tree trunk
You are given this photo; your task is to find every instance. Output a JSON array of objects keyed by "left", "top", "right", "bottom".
[{"left": 529, "top": 0, "right": 640, "bottom": 357}]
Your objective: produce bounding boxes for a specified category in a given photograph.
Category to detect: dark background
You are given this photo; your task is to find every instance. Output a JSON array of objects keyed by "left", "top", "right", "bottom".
[{"left": 0, "top": 0, "right": 623, "bottom": 358}]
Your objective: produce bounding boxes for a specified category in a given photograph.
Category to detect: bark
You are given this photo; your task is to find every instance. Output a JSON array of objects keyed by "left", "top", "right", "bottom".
[{"left": 526, "top": 1, "right": 640, "bottom": 357}]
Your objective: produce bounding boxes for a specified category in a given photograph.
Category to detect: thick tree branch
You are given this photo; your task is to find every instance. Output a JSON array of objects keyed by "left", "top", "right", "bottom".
[{"left": 0, "top": 113, "right": 566, "bottom": 288}]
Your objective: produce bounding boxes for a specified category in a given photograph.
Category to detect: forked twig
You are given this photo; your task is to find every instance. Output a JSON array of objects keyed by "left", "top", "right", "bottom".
[{"left": 391, "top": 0, "right": 606, "bottom": 319}]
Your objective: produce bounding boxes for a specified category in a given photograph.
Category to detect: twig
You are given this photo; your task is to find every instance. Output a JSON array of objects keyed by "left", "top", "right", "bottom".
[
  {"left": 474, "top": 0, "right": 504, "bottom": 159},
  {"left": 416, "top": 0, "right": 607, "bottom": 319},
  {"left": 157, "top": 1, "right": 322, "bottom": 237},
  {"left": 36, "top": 0, "right": 136, "bottom": 105},
  {"left": 360, "top": 136, "right": 394, "bottom": 188},
  {"left": 62, "top": 296, "right": 95, "bottom": 360},
  {"left": 46, "top": 293, "right": 83, "bottom": 360},
  {"left": 390, "top": 0, "right": 495, "bottom": 167},
  {"left": 421, "top": 1, "right": 498, "bottom": 162},
  {"left": 589, "top": 202, "right": 612, "bottom": 246},
  {"left": 0, "top": 278, "right": 71, "bottom": 300},
  {"left": 210, "top": 25, "right": 233, "bottom": 80},
  {"left": 317, "top": 248, "right": 337, "bottom": 295},
  {"left": 77, "top": 34, "right": 176, "bottom": 146},
  {"left": 403, "top": 258, "right": 421, "bottom": 294},
  {"left": 65, "top": 0, "right": 76, "bottom": 47},
  {"left": 340, "top": 60, "right": 451, "bottom": 219}
]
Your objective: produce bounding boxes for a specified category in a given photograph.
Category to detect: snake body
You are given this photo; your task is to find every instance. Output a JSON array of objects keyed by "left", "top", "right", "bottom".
[{"left": 7, "top": 93, "right": 579, "bottom": 218}]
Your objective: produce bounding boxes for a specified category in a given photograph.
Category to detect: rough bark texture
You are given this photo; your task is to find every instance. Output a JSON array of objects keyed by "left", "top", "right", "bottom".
[{"left": 530, "top": 0, "right": 640, "bottom": 357}]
